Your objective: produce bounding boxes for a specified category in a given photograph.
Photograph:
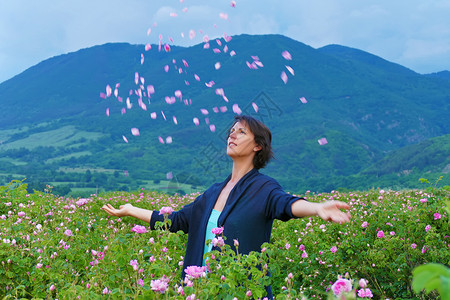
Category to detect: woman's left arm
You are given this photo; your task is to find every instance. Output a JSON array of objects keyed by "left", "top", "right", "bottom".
[{"left": 291, "top": 199, "right": 351, "bottom": 223}]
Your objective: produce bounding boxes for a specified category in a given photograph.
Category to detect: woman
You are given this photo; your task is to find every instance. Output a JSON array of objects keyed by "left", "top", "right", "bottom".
[{"left": 102, "top": 115, "right": 351, "bottom": 297}]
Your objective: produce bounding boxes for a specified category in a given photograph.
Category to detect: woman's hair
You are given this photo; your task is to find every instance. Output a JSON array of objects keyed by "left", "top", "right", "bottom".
[{"left": 231, "top": 115, "right": 274, "bottom": 169}]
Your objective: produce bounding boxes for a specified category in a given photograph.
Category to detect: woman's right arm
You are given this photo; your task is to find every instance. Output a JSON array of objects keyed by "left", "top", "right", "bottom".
[{"left": 101, "top": 203, "right": 153, "bottom": 224}]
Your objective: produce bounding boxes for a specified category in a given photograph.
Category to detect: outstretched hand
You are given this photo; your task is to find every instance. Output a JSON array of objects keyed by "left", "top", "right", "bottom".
[
  {"left": 101, "top": 203, "right": 133, "bottom": 217},
  {"left": 316, "top": 201, "right": 351, "bottom": 224}
]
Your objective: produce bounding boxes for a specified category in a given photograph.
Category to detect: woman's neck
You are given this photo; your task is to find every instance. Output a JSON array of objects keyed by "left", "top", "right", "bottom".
[{"left": 230, "top": 160, "right": 255, "bottom": 183}]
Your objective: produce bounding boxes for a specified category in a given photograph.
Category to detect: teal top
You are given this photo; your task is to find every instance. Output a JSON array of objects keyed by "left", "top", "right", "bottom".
[{"left": 203, "top": 209, "right": 221, "bottom": 265}]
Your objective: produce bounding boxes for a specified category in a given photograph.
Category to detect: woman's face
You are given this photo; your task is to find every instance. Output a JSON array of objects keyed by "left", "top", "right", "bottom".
[{"left": 226, "top": 121, "right": 261, "bottom": 159}]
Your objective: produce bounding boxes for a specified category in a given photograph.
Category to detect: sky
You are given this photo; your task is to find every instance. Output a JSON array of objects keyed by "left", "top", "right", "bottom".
[{"left": 1, "top": 0, "right": 450, "bottom": 83}]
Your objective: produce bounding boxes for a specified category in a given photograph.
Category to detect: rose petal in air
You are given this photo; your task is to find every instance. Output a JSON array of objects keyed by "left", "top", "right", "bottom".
[
  {"left": 205, "top": 81, "right": 215, "bottom": 87},
  {"left": 174, "top": 90, "right": 182, "bottom": 98},
  {"left": 286, "top": 65, "right": 294, "bottom": 75},
  {"left": 164, "top": 44, "right": 171, "bottom": 52},
  {"left": 151, "top": 112, "right": 157, "bottom": 119},
  {"left": 182, "top": 59, "right": 189, "bottom": 67},
  {"left": 141, "top": 54, "right": 144, "bottom": 65},
  {"left": 166, "top": 172, "right": 173, "bottom": 180},
  {"left": 213, "top": 48, "right": 221, "bottom": 54},
  {"left": 220, "top": 106, "right": 227, "bottom": 113},
  {"left": 219, "top": 13, "right": 228, "bottom": 20},
  {"left": 252, "top": 102, "right": 258, "bottom": 113},
  {"left": 145, "top": 44, "right": 151, "bottom": 51},
  {"left": 147, "top": 28, "right": 151, "bottom": 36},
  {"left": 230, "top": 50, "right": 236, "bottom": 56},
  {"left": 131, "top": 128, "right": 140, "bottom": 136},
  {"left": 215, "top": 62, "right": 221, "bottom": 70},
  {"left": 210, "top": 124, "right": 216, "bottom": 132},
  {"left": 318, "top": 138, "right": 328, "bottom": 146},
  {"left": 203, "top": 43, "right": 210, "bottom": 49},
  {"left": 158, "top": 136, "right": 165, "bottom": 144},
  {"left": 121, "top": 108, "right": 126, "bottom": 115},
  {"left": 173, "top": 116, "right": 178, "bottom": 125},
  {"left": 189, "top": 30, "right": 196, "bottom": 39},
  {"left": 194, "top": 74, "right": 200, "bottom": 81},
  {"left": 106, "top": 85, "right": 112, "bottom": 97},
  {"left": 299, "top": 97, "right": 308, "bottom": 104},
  {"left": 147, "top": 85, "right": 155, "bottom": 95},
  {"left": 161, "top": 111, "right": 167, "bottom": 120},
  {"left": 166, "top": 136, "right": 173, "bottom": 144},
  {"left": 170, "top": 12, "right": 177, "bottom": 17},
  {"left": 106, "top": 108, "right": 110, "bottom": 116},
  {"left": 282, "top": 50, "right": 292, "bottom": 60},
  {"left": 135, "top": 72, "right": 139, "bottom": 85},
  {"left": 200, "top": 109, "right": 209, "bottom": 115},
  {"left": 100, "top": 92, "right": 106, "bottom": 99},
  {"left": 122, "top": 136, "right": 129, "bottom": 143},
  {"left": 232, "top": 104, "right": 242, "bottom": 115},
  {"left": 193, "top": 117, "right": 200, "bottom": 125},
  {"left": 281, "top": 71, "right": 288, "bottom": 84},
  {"left": 164, "top": 65, "right": 169, "bottom": 72},
  {"left": 231, "top": 1, "right": 236, "bottom": 7},
  {"left": 215, "top": 88, "right": 224, "bottom": 96},
  {"left": 213, "top": 107, "right": 219, "bottom": 113}
]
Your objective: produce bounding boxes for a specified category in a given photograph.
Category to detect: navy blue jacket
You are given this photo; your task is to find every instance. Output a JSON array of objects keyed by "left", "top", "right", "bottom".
[{"left": 149, "top": 168, "right": 301, "bottom": 279}]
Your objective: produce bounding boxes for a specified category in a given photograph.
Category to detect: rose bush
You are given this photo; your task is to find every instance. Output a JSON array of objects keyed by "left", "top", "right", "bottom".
[{"left": 0, "top": 179, "right": 448, "bottom": 299}]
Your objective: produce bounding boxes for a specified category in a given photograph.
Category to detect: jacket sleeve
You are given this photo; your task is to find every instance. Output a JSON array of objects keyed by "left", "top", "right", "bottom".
[
  {"left": 149, "top": 194, "right": 203, "bottom": 233},
  {"left": 264, "top": 180, "right": 304, "bottom": 221}
]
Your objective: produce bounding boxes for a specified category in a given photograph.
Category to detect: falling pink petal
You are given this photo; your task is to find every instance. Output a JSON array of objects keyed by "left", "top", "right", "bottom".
[
  {"left": 205, "top": 81, "right": 215, "bottom": 87},
  {"left": 318, "top": 138, "right": 328, "bottom": 146},
  {"left": 161, "top": 111, "right": 167, "bottom": 120},
  {"left": 185, "top": 80, "right": 190, "bottom": 86},
  {"left": 140, "top": 102, "right": 147, "bottom": 111},
  {"left": 166, "top": 172, "right": 173, "bottom": 180},
  {"left": 165, "top": 96, "right": 176, "bottom": 104},
  {"left": 151, "top": 112, "right": 157, "bottom": 119},
  {"left": 286, "top": 65, "right": 294, "bottom": 75},
  {"left": 114, "top": 88, "right": 118, "bottom": 98},
  {"left": 224, "top": 33, "right": 232, "bottom": 42},
  {"left": 254, "top": 61, "right": 264, "bottom": 68},
  {"left": 100, "top": 92, "right": 106, "bottom": 99},
  {"left": 281, "top": 71, "right": 288, "bottom": 84},
  {"left": 121, "top": 108, "right": 126, "bottom": 115},
  {"left": 181, "top": 32, "right": 185, "bottom": 38},
  {"left": 203, "top": 35, "right": 210, "bottom": 43},
  {"left": 106, "top": 85, "right": 112, "bottom": 97},
  {"left": 210, "top": 124, "right": 216, "bottom": 132},
  {"left": 126, "top": 98, "right": 132, "bottom": 109},
  {"left": 166, "top": 136, "right": 173, "bottom": 144},
  {"left": 145, "top": 44, "right": 151, "bottom": 51},
  {"left": 219, "top": 13, "right": 228, "bottom": 20},
  {"left": 232, "top": 104, "right": 242, "bottom": 115},
  {"left": 178, "top": 68, "right": 183, "bottom": 74},
  {"left": 170, "top": 12, "right": 177, "bottom": 17},
  {"left": 189, "top": 29, "right": 196, "bottom": 39},
  {"left": 158, "top": 136, "right": 165, "bottom": 144},
  {"left": 147, "top": 85, "right": 155, "bottom": 95},
  {"left": 124, "top": 170, "right": 129, "bottom": 176},
  {"left": 223, "top": 95, "right": 229, "bottom": 102},
  {"left": 106, "top": 108, "right": 110, "bottom": 116},
  {"left": 215, "top": 62, "right": 221, "bottom": 70},
  {"left": 223, "top": 45, "right": 228, "bottom": 53},
  {"left": 203, "top": 43, "right": 210, "bottom": 49},
  {"left": 115, "top": 83, "right": 120, "bottom": 88},
  {"left": 193, "top": 117, "right": 200, "bottom": 125},
  {"left": 251, "top": 56, "right": 259, "bottom": 61},
  {"left": 220, "top": 106, "right": 227, "bottom": 113},
  {"left": 215, "top": 88, "right": 224, "bottom": 96},
  {"left": 282, "top": 50, "right": 292, "bottom": 60},
  {"left": 131, "top": 128, "right": 140, "bottom": 136},
  {"left": 230, "top": 50, "right": 236, "bottom": 56},
  {"left": 135, "top": 72, "right": 139, "bottom": 85},
  {"left": 194, "top": 74, "right": 200, "bottom": 81},
  {"left": 174, "top": 90, "right": 182, "bottom": 98},
  {"left": 122, "top": 136, "right": 129, "bottom": 143},
  {"left": 147, "top": 28, "right": 152, "bottom": 36},
  {"left": 213, "top": 107, "right": 219, "bottom": 113},
  {"left": 164, "top": 65, "right": 169, "bottom": 72},
  {"left": 205, "top": 117, "right": 209, "bottom": 125},
  {"left": 252, "top": 102, "right": 258, "bottom": 113},
  {"left": 230, "top": 0, "right": 236, "bottom": 7},
  {"left": 299, "top": 97, "right": 308, "bottom": 104},
  {"left": 216, "top": 39, "right": 222, "bottom": 46},
  {"left": 141, "top": 54, "right": 144, "bottom": 65},
  {"left": 118, "top": 96, "right": 123, "bottom": 102},
  {"left": 164, "top": 44, "right": 171, "bottom": 52},
  {"left": 182, "top": 59, "right": 189, "bottom": 67},
  {"left": 173, "top": 116, "right": 178, "bottom": 125},
  {"left": 200, "top": 108, "right": 209, "bottom": 115},
  {"left": 213, "top": 48, "right": 221, "bottom": 54},
  {"left": 140, "top": 77, "right": 145, "bottom": 85},
  {"left": 182, "top": 7, "right": 188, "bottom": 13}
]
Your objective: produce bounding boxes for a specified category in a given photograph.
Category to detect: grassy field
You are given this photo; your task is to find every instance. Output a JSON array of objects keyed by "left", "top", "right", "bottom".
[{"left": 0, "top": 125, "right": 104, "bottom": 150}]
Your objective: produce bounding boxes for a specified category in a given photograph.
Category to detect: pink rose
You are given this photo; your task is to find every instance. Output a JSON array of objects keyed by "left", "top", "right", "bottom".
[
  {"left": 359, "top": 278, "right": 368, "bottom": 288},
  {"left": 131, "top": 225, "right": 147, "bottom": 234},
  {"left": 358, "top": 288, "right": 373, "bottom": 298},
  {"left": 151, "top": 279, "right": 168, "bottom": 293},
  {"left": 211, "top": 227, "right": 224, "bottom": 235},
  {"left": 18, "top": 212, "right": 25, "bottom": 217},
  {"left": 159, "top": 206, "right": 174, "bottom": 215},
  {"left": 411, "top": 243, "right": 417, "bottom": 249},
  {"left": 425, "top": 225, "right": 431, "bottom": 232},
  {"left": 434, "top": 213, "right": 441, "bottom": 220},
  {"left": 76, "top": 198, "right": 88, "bottom": 206},
  {"left": 361, "top": 221, "right": 368, "bottom": 228},
  {"left": 331, "top": 278, "right": 352, "bottom": 296},
  {"left": 330, "top": 246, "right": 338, "bottom": 253},
  {"left": 185, "top": 265, "right": 206, "bottom": 279},
  {"left": 64, "top": 230, "right": 73, "bottom": 237},
  {"left": 377, "top": 230, "right": 384, "bottom": 238}
]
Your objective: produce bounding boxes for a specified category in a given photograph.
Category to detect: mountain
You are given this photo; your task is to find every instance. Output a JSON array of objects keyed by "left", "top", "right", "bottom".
[{"left": 1, "top": 34, "right": 449, "bottom": 195}]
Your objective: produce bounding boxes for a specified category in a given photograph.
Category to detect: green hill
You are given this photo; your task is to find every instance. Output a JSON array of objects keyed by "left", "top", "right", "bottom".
[{"left": 0, "top": 34, "right": 449, "bottom": 195}]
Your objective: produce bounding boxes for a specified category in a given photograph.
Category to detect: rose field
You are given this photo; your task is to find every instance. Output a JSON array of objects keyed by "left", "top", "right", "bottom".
[{"left": 1, "top": 179, "right": 449, "bottom": 299}]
